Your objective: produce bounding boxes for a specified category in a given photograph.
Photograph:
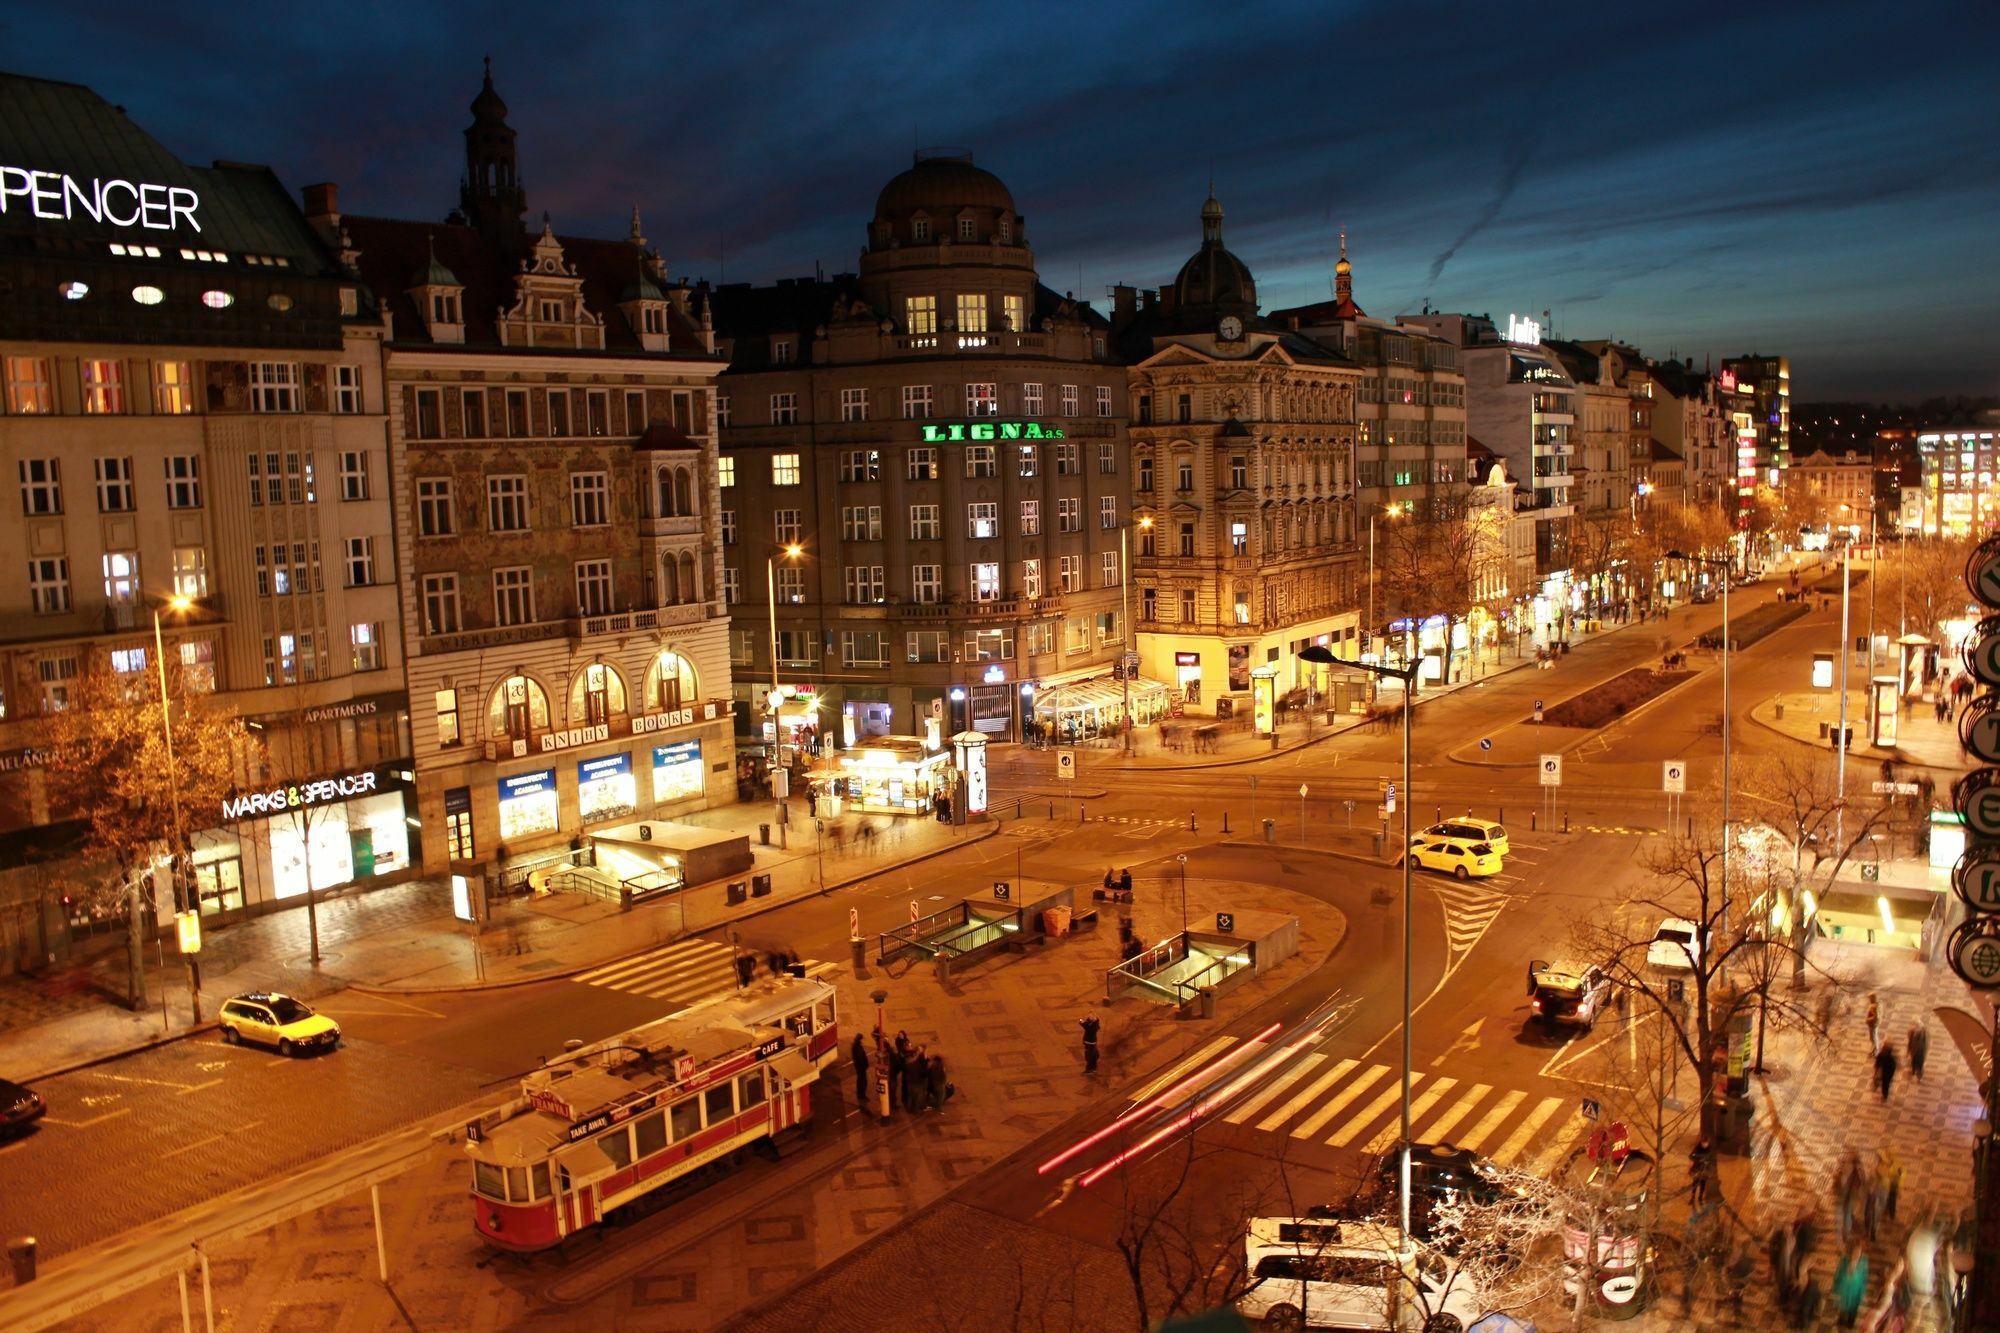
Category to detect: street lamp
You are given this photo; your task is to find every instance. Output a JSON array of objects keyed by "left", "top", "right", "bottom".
[
  {"left": 1302, "top": 643, "right": 1415, "bottom": 1248},
  {"left": 1120, "top": 517, "right": 1153, "bottom": 755},
  {"left": 766, "top": 542, "right": 804, "bottom": 774},
  {"left": 1668, "top": 547, "right": 1734, "bottom": 917},
  {"left": 151, "top": 593, "right": 199, "bottom": 1021}
]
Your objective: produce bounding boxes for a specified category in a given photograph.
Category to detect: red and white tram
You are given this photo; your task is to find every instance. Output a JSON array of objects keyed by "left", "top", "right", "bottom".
[{"left": 465, "top": 973, "right": 838, "bottom": 1252}]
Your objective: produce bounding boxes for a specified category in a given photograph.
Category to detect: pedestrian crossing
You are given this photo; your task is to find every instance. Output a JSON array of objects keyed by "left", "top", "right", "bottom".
[
  {"left": 571, "top": 938, "right": 838, "bottom": 1008},
  {"left": 1204, "top": 1049, "right": 1576, "bottom": 1174}
]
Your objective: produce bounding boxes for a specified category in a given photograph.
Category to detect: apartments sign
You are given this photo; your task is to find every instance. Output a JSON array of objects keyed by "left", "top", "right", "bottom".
[{"left": 1, "top": 166, "right": 202, "bottom": 232}]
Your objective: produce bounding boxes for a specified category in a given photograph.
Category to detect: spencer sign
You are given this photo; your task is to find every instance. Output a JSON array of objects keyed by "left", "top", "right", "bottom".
[
  {"left": 919, "top": 421, "right": 1065, "bottom": 443},
  {"left": 222, "top": 769, "right": 378, "bottom": 820},
  {"left": 0, "top": 166, "right": 202, "bottom": 232}
]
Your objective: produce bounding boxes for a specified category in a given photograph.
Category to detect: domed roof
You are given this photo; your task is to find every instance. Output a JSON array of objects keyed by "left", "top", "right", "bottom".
[
  {"left": 1171, "top": 190, "right": 1257, "bottom": 314},
  {"left": 875, "top": 152, "right": 1015, "bottom": 218},
  {"left": 470, "top": 59, "right": 508, "bottom": 123}
]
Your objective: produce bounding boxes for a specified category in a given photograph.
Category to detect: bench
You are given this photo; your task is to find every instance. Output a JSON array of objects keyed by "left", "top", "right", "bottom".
[{"left": 1071, "top": 907, "right": 1100, "bottom": 932}]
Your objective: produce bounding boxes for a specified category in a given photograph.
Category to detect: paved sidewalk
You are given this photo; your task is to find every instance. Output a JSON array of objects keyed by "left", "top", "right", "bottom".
[
  {"left": 1752, "top": 685, "right": 1969, "bottom": 775},
  {"left": 1642, "top": 944, "right": 1979, "bottom": 1331},
  {"left": 0, "top": 801, "right": 997, "bottom": 1082}
]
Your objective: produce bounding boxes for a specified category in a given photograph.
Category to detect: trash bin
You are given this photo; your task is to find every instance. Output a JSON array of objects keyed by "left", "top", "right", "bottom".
[
  {"left": 751, "top": 873, "right": 773, "bottom": 897},
  {"left": 727, "top": 881, "right": 748, "bottom": 906},
  {"left": 1774, "top": 703, "right": 1785, "bottom": 720},
  {"left": 1714, "top": 1093, "right": 1754, "bottom": 1155},
  {"left": 7, "top": 1236, "right": 34, "bottom": 1286},
  {"left": 758, "top": 823, "right": 771, "bottom": 846},
  {"left": 850, "top": 936, "right": 867, "bottom": 970},
  {"left": 1198, "top": 987, "right": 1216, "bottom": 1020},
  {"left": 1263, "top": 818, "right": 1276, "bottom": 843}
]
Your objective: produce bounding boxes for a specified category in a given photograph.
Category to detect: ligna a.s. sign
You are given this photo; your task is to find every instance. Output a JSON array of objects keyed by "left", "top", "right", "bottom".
[
  {"left": 919, "top": 421, "right": 1064, "bottom": 443},
  {"left": 0, "top": 166, "right": 201, "bottom": 232}
]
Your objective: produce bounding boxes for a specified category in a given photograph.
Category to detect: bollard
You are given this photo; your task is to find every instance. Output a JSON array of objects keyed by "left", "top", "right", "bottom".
[
  {"left": 1498, "top": 806, "right": 1504, "bottom": 826},
  {"left": 1436, "top": 805, "right": 1443, "bottom": 823},
  {"left": 1264, "top": 818, "right": 1276, "bottom": 843},
  {"left": 1563, "top": 811, "right": 1570, "bottom": 834},
  {"left": 1190, "top": 812, "right": 1197, "bottom": 833},
  {"left": 7, "top": 1236, "right": 34, "bottom": 1286},
  {"left": 1222, "top": 812, "right": 1231, "bottom": 834},
  {"left": 1048, "top": 803, "right": 1054, "bottom": 820},
  {"left": 1530, "top": 811, "right": 1538, "bottom": 831},
  {"left": 1079, "top": 805, "right": 1085, "bottom": 823}
]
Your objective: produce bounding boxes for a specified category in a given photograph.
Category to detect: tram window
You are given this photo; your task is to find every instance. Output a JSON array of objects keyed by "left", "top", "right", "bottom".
[
  {"left": 530, "top": 1162, "right": 551, "bottom": 1199},
  {"left": 506, "top": 1167, "right": 528, "bottom": 1202},
  {"left": 599, "top": 1127, "right": 632, "bottom": 1170},
  {"left": 670, "top": 1096, "right": 702, "bottom": 1142},
  {"left": 634, "top": 1111, "right": 667, "bottom": 1159},
  {"left": 704, "top": 1085, "right": 734, "bottom": 1123},
  {"left": 785, "top": 1009, "right": 811, "bottom": 1037},
  {"left": 474, "top": 1161, "right": 505, "bottom": 1199},
  {"left": 814, "top": 998, "right": 835, "bottom": 1028},
  {"left": 739, "top": 1069, "right": 767, "bottom": 1105}
]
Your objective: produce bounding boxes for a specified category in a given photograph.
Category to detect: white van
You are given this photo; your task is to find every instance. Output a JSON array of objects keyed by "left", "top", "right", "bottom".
[{"left": 1237, "top": 1217, "right": 1487, "bottom": 1331}]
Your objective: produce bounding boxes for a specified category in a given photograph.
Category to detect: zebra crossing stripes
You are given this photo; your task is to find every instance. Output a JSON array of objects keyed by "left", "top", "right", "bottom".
[
  {"left": 1223, "top": 1053, "right": 1329, "bottom": 1125},
  {"left": 1254, "top": 1057, "right": 1358, "bottom": 1133},
  {"left": 1410, "top": 1082, "right": 1491, "bottom": 1146},
  {"left": 571, "top": 939, "right": 836, "bottom": 1007},
  {"left": 1360, "top": 1077, "right": 1459, "bottom": 1155},
  {"left": 1291, "top": 1062, "right": 1389, "bottom": 1140},
  {"left": 1328, "top": 1075, "right": 1428, "bottom": 1148},
  {"left": 1451, "top": 1090, "right": 1527, "bottom": 1154}
]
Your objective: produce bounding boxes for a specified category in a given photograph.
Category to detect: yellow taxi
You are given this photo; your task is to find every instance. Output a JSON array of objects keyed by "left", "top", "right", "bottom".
[
  {"left": 219, "top": 991, "right": 342, "bottom": 1056},
  {"left": 1409, "top": 836, "right": 1503, "bottom": 880}
]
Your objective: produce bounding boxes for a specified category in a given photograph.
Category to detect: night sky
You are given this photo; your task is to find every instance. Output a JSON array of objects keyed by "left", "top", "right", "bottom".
[{"left": 9, "top": 2, "right": 1996, "bottom": 402}]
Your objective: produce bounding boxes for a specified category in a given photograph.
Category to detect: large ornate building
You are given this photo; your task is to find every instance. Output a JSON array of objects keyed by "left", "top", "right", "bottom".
[
  {"left": 1113, "top": 195, "right": 1363, "bottom": 712},
  {"left": 711, "top": 153, "right": 1136, "bottom": 753},
  {"left": 0, "top": 72, "right": 405, "bottom": 925},
  {"left": 318, "top": 66, "right": 735, "bottom": 872}
]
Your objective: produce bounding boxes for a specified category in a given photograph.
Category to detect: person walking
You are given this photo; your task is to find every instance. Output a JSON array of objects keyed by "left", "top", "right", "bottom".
[
  {"left": 1833, "top": 1240, "right": 1870, "bottom": 1328},
  {"left": 906, "top": 1048, "right": 929, "bottom": 1113},
  {"left": 1865, "top": 993, "right": 1880, "bottom": 1051},
  {"left": 1907, "top": 1023, "right": 1928, "bottom": 1081},
  {"left": 1689, "top": 1136, "right": 1714, "bottom": 1206},
  {"left": 1879, "top": 1147, "right": 1903, "bottom": 1224},
  {"left": 1079, "top": 1014, "right": 1101, "bottom": 1073},
  {"left": 1118, "top": 867, "right": 1134, "bottom": 896},
  {"left": 850, "top": 1034, "right": 870, "bottom": 1104},
  {"left": 1874, "top": 1040, "right": 1898, "bottom": 1100},
  {"left": 926, "top": 1053, "right": 949, "bottom": 1111},
  {"left": 885, "top": 1042, "right": 905, "bottom": 1113}
]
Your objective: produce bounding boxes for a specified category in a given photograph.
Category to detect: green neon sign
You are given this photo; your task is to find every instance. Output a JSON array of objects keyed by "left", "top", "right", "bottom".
[{"left": 918, "top": 421, "right": 1066, "bottom": 443}]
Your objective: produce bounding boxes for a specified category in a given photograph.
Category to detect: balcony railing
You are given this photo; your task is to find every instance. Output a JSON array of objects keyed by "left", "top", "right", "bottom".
[
  {"left": 567, "top": 604, "right": 707, "bottom": 639},
  {"left": 638, "top": 515, "right": 703, "bottom": 539}
]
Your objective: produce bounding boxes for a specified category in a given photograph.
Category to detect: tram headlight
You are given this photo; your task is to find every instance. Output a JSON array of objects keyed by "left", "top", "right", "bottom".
[{"left": 488, "top": 1210, "right": 502, "bottom": 1231}]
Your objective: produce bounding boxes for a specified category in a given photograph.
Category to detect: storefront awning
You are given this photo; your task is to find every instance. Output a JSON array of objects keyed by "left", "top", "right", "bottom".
[{"left": 1041, "top": 677, "right": 1170, "bottom": 716}]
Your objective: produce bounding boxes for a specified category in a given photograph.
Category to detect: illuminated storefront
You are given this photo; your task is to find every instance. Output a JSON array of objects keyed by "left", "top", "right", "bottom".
[
  {"left": 206, "top": 763, "right": 418, "bottom": 918},
  {"left": 651, "top": 739, "right": 705, "bottom": 803},
  {"left": 828, "top": 736, "right": 953, "bottom": 815},
  {"left": 497, "top": 767, "right": 560, "bottom": 842},
  {"left": 577, "top": 753, "right": 637, "bottom": 825}
]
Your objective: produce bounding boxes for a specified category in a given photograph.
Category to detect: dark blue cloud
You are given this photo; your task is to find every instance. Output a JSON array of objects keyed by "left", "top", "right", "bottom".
[{"left": 5, "top": 0, "right": 1996, "bottom": 399}]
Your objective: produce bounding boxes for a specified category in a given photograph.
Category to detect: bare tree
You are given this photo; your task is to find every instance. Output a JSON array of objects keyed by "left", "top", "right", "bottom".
[
  {"left": 37, "top": 662, "right": 253, "bottom": 1007},
  {"left": 1379, "top": 495, "right": 1503, "bottom": 687},
  {"left": 1109, "top": 1127, "right": 1264, "bottom": 1330},
  {"left": 1890, "top": 533, "right": 1975, "bottom": 650},
  {"left": 1568, "top": 512, "right": 1630, "bottom": 620}
]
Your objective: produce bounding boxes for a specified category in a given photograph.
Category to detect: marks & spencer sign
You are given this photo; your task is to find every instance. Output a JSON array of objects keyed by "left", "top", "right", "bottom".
[
  {"left": 223, "top": 769, "right": 378, "bottom": 820},
  {"left": 919, "top": 421, "right": 1064, "bottom": 443},
  {"left": 1, "top": 166, "right": 201, "bottom": 232}
]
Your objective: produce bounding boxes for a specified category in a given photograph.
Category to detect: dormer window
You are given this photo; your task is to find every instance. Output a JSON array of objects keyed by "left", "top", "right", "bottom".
[
  {"left": 998, "top": 217, "right": 1013, "bottom": 243},
  {"left": 642, "top": 306, "right": 666, "bottom": 335},
  {"left": 956, "top": 216, "right": 976, "bottom": 242},
  {"left": 430, "top": 291, "right": 460, "bottom": 324},
  {"left": 911, "top": 216, "right": 931, "bottom": 242},
  {"left": 538, "top": 298, "right": 563, "bottom": 322},
  {"left": 774, "top": 340, "right": 794, "bottom": 365}
]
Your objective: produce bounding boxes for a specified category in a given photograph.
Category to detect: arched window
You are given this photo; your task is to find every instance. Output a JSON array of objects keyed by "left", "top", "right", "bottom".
[
  {"left": 657, "top": 467, "right": 677, "bottom": 517},
  {"left": 659, "top": 554, "right": 680, "bottom": 605},
  {"left": 488, "top": 674, "right": 551, "bottom": 740},
  {"left": 673, "top": 467, "right": 693, "bottom": 516},
  {"left": 676, "top": 551, "right": 698, "bottom": 604},
  {"left": 568, "top": 662, "right": 627, "bottom": 727},
  {"left": 644, "top": 649, "right": 700, "bottom": 712}
]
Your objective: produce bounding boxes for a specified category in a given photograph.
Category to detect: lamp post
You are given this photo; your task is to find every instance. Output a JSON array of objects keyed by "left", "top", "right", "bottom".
[
  {"left": 151, "top": 593, "right": 199, "bottom": 1021},
  {"left": 1302, "top": 643, "right": 1414, "bottom": 1248},
  {"left": 766, "top": 542, "right": 804, "bottom": 774},
  {"left": 1120, "top": 517, "right": 1152, "bottom": 755}
]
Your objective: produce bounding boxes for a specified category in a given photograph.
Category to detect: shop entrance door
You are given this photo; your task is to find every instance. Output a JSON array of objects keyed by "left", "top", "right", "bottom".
[
  {"left": 351, "top": 829, "right": 376, "bottom": 879},
  {"left": 195, "top": 857, "right": 245, "bottom": 915}
]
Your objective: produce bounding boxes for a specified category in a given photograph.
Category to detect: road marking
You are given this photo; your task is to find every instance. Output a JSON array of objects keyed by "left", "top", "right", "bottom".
[
  {"left": 1327, "top": 1074, "right": 1425, "bottom": 1148},
  {"left": 576, "top": 939, "right": 731, "bottom": 985},
  {"left": 1452, "top": 1090, "right": 1525, "bottom": 1153},
  {"left": 163, "top": 1121, "right": 260, "bottom": 1160},
  {"left": 1413, "top": 1083, "right": 1492, "bottom": 1144},
  {"left": 177, "top": 1079, "right": 223, "bottom": 1095},
  {"left": 1362, "top": 1077, "right": 1458, "bottom": 1154},
  {"left": 1222, "top": 1054, "right": 1326, "bottom": 1125},
  {"left": 319, "top": 993, "right": 445, "bottom": 1019},
  {"left": 41, "top": 1108, "right": 131, "bottom": 1129},
  {"left": 1130, "top": 1036, "right": 1236, "bottom": 1106},
  {"left": 1490, "top": 1097, "right": 1569, "bottom": 1166},
  {"left": 85, "top": 1072, "right": 198, "bottom": 1092},
  {"left": 1262, "top": 1059, "right": 1361, "bottom": 1134}
]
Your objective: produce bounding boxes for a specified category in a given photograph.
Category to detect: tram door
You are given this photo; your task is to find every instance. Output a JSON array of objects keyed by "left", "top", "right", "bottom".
[{"left": 552, "top": 1145, "right": 599, "bottom": 1235}]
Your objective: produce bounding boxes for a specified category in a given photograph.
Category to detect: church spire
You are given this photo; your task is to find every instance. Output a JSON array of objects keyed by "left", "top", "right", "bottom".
[
  {"left": 1200, "top": 187, "right": 1224, "bottom": 246},
  {"left": 1334, "top": 228, "right": 1353, "bottom": 308},
  {"left": 461, "top": 58, "right": 527, "bottom": 252}
]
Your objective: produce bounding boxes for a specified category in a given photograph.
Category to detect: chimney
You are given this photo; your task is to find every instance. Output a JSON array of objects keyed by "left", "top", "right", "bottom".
[
  {"left": 1112, "top": 284, "right": 1136, "bottom": 323},
  {"left": 302, "top": 183, "right": 341, "bottom": 248}
]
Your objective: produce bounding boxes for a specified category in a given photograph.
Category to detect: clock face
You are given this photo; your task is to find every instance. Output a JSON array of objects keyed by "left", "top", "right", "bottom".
[{"left": 1219, "top": 316, "right": 1243, "bottom": 341}]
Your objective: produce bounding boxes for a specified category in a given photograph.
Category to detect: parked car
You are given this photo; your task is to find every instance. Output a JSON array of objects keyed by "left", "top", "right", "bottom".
[
  {"left": 1411, "top": 838, "right": 1503, "bottom": 880},
  {"left": 1691, "top": 585, "right": 1718, "bottom": 604},
  {"left": 219, "top": 992, "right": 341, "bottom": 1056},
  {"left": 1527, "top": 960, "right": 1614, "bottom": 1030},
  {"left": 0, "top": 1076, "right": 46, "bottom": 1136},
  {"left": 1419, "top": 817, "right": 1509, "bottom": 858},
  {"left": 1342, "top": 1141, "right": 1510, "bottom": 1245},
  {"left": 1238, "top": 1216, "right": 1487, "bottom": 1331},
  {"left": 1646, "top": 917, "right": 1707, "bottom": 972}
]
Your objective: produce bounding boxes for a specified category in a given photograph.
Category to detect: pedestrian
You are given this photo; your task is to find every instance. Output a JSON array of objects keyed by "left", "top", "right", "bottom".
[
  {"left": 1103, "top": 867, "right": 1116, "bottom": 893},
  {"left": 1118, "top": 867, "right": 1133, "bottom": 895},
  {"left": 909, "top": 1048, "right": 932, "bottom": 1112},
  {"left": 1794, "top": 1261, "right": 1823, "bottom": 1330},
  {"left": 1907, "top": 1023, "right": 1928, "bottom": 1080},
  {"left": 895, "top": 1029, "right": 911, "bottom": 1061},
  {"left": 1837, "top": 1152, "right": 1861, "bottom": 1244},
  {"left": 1833, "top": 1240, "right": 1869, "bottom": 1328},
  {"left": 734, "top": 953, "right": 756, "bottom": 989},
  {"left": 1865, "top": 993, "right": 1880, "bottom": 1050},
  {"left": 1079, "top": 1014, "right": 1101, "bottom": 1073},
  {"left": 1874, "top": 1040, "right": 1898, "bottom": 1100},
  {"left": 1688, "top": 1136, "right": 1714, "bottom": 1205},
  {"left": 1879, "top": 1147, "right": 1903, "bottom": 1224},
  {"left": 885, "top": 1043, "right": 905, "bottom": 1113},
  {"left": 926, "top": 1052, "right": 948, "bottom": 1110},
  {"left": 1770, "top": 1225, "right": 1795, "bottom": 1306},
  {"left": 850, "top": 1034, "right": 870, "bottom": 1103}
]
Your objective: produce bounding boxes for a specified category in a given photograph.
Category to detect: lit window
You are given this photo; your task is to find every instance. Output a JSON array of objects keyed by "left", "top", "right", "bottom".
[
  {"left": 132, "top": 286, "right": 164, "bottom": 305},
  {"left": 60, "top": 280, "right": 89, "bottom": 300},
  {"left": 772, "top": 453, "right": 802, "bottom": 485},
  {"left": 200, "top": 290, "right": 233, "bottom": 309}
]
